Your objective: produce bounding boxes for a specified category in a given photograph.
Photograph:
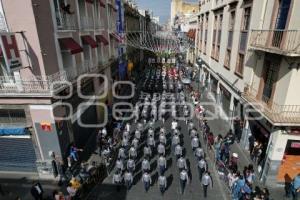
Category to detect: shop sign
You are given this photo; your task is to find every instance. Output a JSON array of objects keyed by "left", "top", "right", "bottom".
[{"left": 291, "top": 142, "right": 300, "bottom": 148}]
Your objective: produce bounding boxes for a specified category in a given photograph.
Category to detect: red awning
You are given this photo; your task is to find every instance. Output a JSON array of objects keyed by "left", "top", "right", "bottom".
[
  {"left": 109, "top": 32, "right": 121, "bottom": 42},
  {"left": 99, "top": 0, "right": 106, "bottom": 7},
  {"left": 59, "top": 38, "right": 83, "bottom": 54},
  {"left": 81, "top": 35, "right": 98, "bottom": 48},
  {"left": 96, "top": 35, "right": 109, "bottom": 45},
  {"left": 85, "top": 0, "right": 94, "bottom": 4}
]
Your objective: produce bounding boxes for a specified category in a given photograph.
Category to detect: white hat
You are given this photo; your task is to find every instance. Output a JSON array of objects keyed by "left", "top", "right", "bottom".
[{"left": 232, "top": 153, "right": 238, "bottom": 158}]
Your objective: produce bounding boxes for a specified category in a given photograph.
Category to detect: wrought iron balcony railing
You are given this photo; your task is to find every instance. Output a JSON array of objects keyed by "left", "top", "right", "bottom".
[
  {"left": 249, "top": 29, "right": 300, "bottom": 56},
  {"left": 242, "top": 84, "right": 300, "bottom": 125},
  {"left": 56, "top": 13, "right": 76, "bottom": 30}
]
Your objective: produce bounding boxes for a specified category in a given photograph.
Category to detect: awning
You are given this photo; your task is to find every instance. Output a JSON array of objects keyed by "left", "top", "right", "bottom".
[
  {"left": 59, "top": 38, "right": 83, "bottom": 54},
  {"left": 85, "top": 0, "right": 94, "bottom": 4},
  {"left": 96, "top": 35, "right": 109, "bottom": 45},
  {"left": 99, "top": 0, "right": 106, "bottom": 7},
  {"left": 0, "top": 127, "right": 27, "bottom": 136},
  {"left": 81, "top": 35, "right": 98, "bottom": 48},
  {"left": 109, "top": 32, "right": 121, "bottom": 42}
]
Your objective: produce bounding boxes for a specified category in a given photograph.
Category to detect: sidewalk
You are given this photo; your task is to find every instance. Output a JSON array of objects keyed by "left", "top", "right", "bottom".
[{"left": 197, "top": 84, "right": 287, "bottom": 200}]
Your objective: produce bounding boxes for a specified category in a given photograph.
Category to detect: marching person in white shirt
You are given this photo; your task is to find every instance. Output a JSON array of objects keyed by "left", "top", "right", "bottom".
[
  {"left": 172, "top": 134, "right": 180, "bottom": 151},
  {"left": 116, "top": 158, "right": 124, "bottom": 172},
  {"left": 158, "top": 174, "right": 167, "bottom": 195},
  {"left": 191, "top": 136, "right": 200, "bottom": 151},
  {"left": 198, "top": 158, "right": 207, "bottom": 180},
  {"left": 175, "top": 144, "right": 183, "bottom": 159},
  {"left": 142, "top": 158, "right": 151, "bottom": 173},
  {"left": 147, "top": 136, "right": 156, "bottom": 151},
  {"left": 179, "top": 169, "right": 189, "bottom": 194},
  {"left": 131, "top": 137, "right": 139, "bottom": 149},
  {"left": 118, "top": 147, "right": 126, "bottom": 160},
  {"left": 142, "top": 172, "right": 152, "bottom": 192},
  {"left": 135, "top": 130, "right": 141, "bottom": 140},
  {"left": 157, "top": 143, "right": 166, "bottom": 156},
  {"left": 127, "top": 158, "right": 135, "bottom": 173},
  {"left": 124, "top": 170, "right": 133, "bottom": 190},
  {"left": 157, "top": 155, "right": 167, "bottom": 175},
  {"left": 190, "top": 128, "right": 198, "bottom": 138},
  {"left": 128, "top": 146, "right": 137, "bottom": 160},
  {"left": 159, "top": 133, "right": 167, "bottom": 145},
  {"left": 112, "top": 171, "right": 123, "bottom": 192},
  {"left": 171, "top": 119, "right": 178, "bottom": 132},
  {"left": 202, "top": 171, "right": 213, "bottom": 198},
  {"left": 195, "top": 147, "right": 204, "bottom": 160},
  {"left": 177, "top": 156, "right": 187, "bottom": 171},
  {"left": 144, "top": 145, "right": 152, "bottom": 159}
]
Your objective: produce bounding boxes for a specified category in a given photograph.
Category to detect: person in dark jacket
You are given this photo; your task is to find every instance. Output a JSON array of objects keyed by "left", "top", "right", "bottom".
[{"left": 30, "top": 182, "right": 43, "bottom": 200}]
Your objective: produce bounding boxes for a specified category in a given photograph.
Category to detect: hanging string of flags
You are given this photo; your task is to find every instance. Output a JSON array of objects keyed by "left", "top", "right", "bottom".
[{"left": 124, "top": 31, "right": 194, "bottom": 54}]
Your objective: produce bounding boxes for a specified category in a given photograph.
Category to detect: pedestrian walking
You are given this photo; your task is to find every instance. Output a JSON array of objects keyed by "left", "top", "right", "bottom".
[
  {"left": 144, "top": 145, "right": 152, "bottom": 159},
  {"left": 191, "top": 136, "right": 200, "bottom": 151},
  {"left": 179, "top": 169, "right": 189, "bottom": 194},
  {"left": 195, "top": 147, "right": 204, "bottom": 160},
  {"left": 116, "top": 158, "right": 124, "bottom": 172},
  {"left": 127, "top": 158, "right": 135, "bottom": 173},
  {"left": 172, "top": 134, "right": 180, "bottom": 151},
  {"left": 132, "top": 137, "right": 139, "bottom": 149},
  {"left": 157, "top": 143, "right": 166, "bottom": 156},
  {"left": 177, "top": 156, "right": 187, "bottom": 171},
  {"left": 129, "top": 146, "right": 137, "bottom": 160},
  {"left": 142, "top": 158, "right": 151, "bottom": 173},
  {"left": 175, "top": 144, "right": 183, "bottom": 159},
  {"left": 118, "top": 147, "right": 126, "bottom": 160},
  {"left": 157, "top": 155, "right": 167, "bottom": 175},
  {"left": 147, "top": 136, "right": 156, "bottom": 151},
  {"left": 202, "top": 171, "right": 213, "bottom": 198},
  {"left": 158, "top": 175, "right": 167, "bottom": 195},
  {"left": 190, "top": 128, "right": 198, "bottom": 138},
  {"left": 198, "top": 158, "right": 207, "bottom": 180},
  {"left": 112, "top": 171, "right": 123, "bottom": 192},
  {"left": 171, "top": 119, "right": 178, "bottom": 131},
  {"left": 122, "top": 137, "right": 129, "bottom": 148},
  {"left": 142, "top": 172, "right": 152, "bottom": 192},
  {"left": 124, "top": 170, "right": 133, "bottom": 190},
  {"left": 159, "top": 133, "right": 167, "bottom": 145}
]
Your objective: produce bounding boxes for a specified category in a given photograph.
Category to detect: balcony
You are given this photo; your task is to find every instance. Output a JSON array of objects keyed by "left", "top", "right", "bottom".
[
  {"left": 56, "top": 13, "right": 76, "bottom": 30},
  {"left": 242, "top": 84, "right": 300, "bottom": 125},
  {"left": 0, "top": 71, "right": 68, "bottom": 97},
  {"left": 80, "top": 16, "right": 94, "bottom": 30},
  {"left": 249, "top": 30, "right": 300, "bottom": 57}
]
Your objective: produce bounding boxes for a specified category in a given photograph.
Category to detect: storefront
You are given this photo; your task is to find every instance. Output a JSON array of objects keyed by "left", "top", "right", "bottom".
[{"left": 219, "top": 84, "right": 231, "bottom": 116}]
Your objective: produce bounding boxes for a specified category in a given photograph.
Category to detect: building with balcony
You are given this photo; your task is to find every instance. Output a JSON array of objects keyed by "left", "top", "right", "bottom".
[
  {"left": 195, "top": 0, "right": 300, "bottom": 185},
  {"left": 0, "top": 0, "right": 120, "bottom": 179}
]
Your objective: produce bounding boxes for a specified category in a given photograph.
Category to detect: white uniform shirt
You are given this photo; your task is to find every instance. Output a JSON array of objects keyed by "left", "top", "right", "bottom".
[
  {"left": 127, "top": 159, "right": 135, "bottom": 170},
  {"left": 147, "top": 137, "right": 155, "bottom": 146},
  {"left": 124, "top": 172, "right": 133, "bottom": 182},
  {"left": 118, "top": 148, "right": 125, "bottom": 159},
  {"left": 158, "top": 176, "right": 167, "bottom": 187},
  {"left": 198, "top": 159, "right": 207, "bottom": 170},
  {"left": 171, "top": 121, "right": 178, "bottom": 130},
  {"left": 122, "top": 137, "right": 129, "bottom": 147},
  {"left": 116, "top": 160, "right": 124, "bottom": 170},
  {"left": 177, "top": 157, "right": 187, "bottom": 169},
  {"left": 129, "top": 147, "right": 137, "bottom": 158},
  {"left": 144, "top": 146, "right": 152, "bottom": 156},
  {"left": 142, "top": 173, "right": 152, "bottom": 184},
  {"left": 191, "top": 137, "right": 199, "bottom": 148},
  {"left": 113, "top": 173, "right": 122, "bottom": 183},
  {"left": 148, "top": 129, "right": 154, "bottom": 138},
  {"left": 142, "top": 159, "right": 150, "bottom": 171},
  {"left": 159, "top": 134, "right": 167, "bottom": 144},
  {"left": 202, "top": 174, "right": 212, "bottom": 186},
  {"left": 157, "top": 144, "right": 165, "bottom": 155},
  {"left": 157, "top": 156, "right": 166, "bottom": 168},
  {"left": 175, "top": 145, "right": 183, "bottom": 156},
  {"left": 195, "top": 147, "right": 204, "bottom": 158},
  {"left": 132, "top": 138, "right": 139, "bottom": 149},
  {"left": 172, "top": 135, "right": 180, "bottom": 146},
  {"left": 180, "top": 170, "right": 189, "bottom": 182}
]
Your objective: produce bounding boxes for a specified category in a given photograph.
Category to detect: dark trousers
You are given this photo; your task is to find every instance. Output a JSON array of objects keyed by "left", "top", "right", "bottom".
[
  {"left": 159, "top": 185, "right": 166, "bottom": 194},
  {"left": 203, "top": 184, "right": 208, "bottom": 198},
  {"left": 159, "top": 165, "right": 166, "bottom": 175},
  {"left": 144, "top": 181, "right": 150, "bottom": 192},
  {"left": 180, "top": 179, "right": 186, "bottom": 194},
  {"left": 198, "top": 167, "right": 205, "bottom": 180},
  {"left": 125, "top": 180, "right": 132, "bottom": 190}
]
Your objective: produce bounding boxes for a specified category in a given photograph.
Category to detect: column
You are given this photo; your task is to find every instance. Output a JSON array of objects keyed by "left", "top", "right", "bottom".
[
  {"left": 229, "top": 95, "right": 235, "bottom": 127},
  {"left": 216, "top": 81, "right": 220, "bottom": 105},
  {"left": 241, "top": 120, "right": 250, "bottom": 149}
]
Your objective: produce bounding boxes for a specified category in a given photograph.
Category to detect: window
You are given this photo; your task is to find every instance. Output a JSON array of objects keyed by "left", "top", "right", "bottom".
[
  {"left": 242, "top": 7, "right": 251, "bottom": 31},
  {"left": 229, "top": 11, "right": 235, "bottom": 30},
  {"left": 235, "top": 53, "right": 244, "bottom": 76},
  {"left": 211, "top": 14, "right": 218, "bottom": 59},
  {"left": 224, "top": 49, "right": 231, "bottom": 69}
]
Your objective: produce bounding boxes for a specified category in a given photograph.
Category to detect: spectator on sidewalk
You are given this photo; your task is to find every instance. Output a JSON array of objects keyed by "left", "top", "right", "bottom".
[{"left": 30, "top": 182, "right": 44, "bottom": 200}]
